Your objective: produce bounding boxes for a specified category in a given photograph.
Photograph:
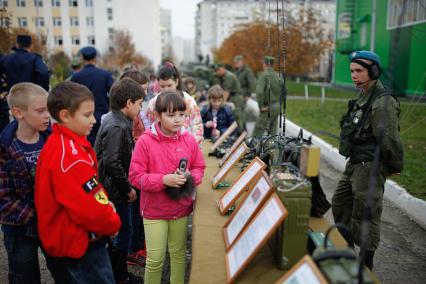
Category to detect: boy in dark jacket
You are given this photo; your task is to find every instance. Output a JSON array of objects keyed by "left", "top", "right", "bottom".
[
  {"left": 95, "top": 78, "right": 144, "bottom": 283},
  {"left": 0, "top": 83, "right": 50, "bottom": 283},
  {"left": 201, "top": 84, "right": 235, "bottom": 139}
]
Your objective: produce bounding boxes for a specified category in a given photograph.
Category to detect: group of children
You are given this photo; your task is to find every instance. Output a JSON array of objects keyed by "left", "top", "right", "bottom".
[{"left": 1, "top": 59, "right": 252, "bottom": 283}]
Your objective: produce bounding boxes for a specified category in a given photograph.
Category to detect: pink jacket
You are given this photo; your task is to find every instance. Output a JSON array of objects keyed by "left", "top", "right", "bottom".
[{"left": 129, "top": 123, "right": 206, "bottom": 220}]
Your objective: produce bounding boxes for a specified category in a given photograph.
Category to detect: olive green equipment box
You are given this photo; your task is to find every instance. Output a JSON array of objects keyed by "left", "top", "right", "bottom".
[{"left": 269, "top": 165, "right": 312, "bottom": 270}]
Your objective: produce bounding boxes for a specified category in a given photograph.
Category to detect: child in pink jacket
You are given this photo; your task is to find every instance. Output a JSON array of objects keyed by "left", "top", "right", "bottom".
[{"left": 129, "top": 91, "right": 205, "bottom": 284}]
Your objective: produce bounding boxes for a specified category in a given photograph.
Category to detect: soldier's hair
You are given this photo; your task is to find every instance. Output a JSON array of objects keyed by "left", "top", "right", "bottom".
[
  {"left": 155, "top": 91, "right": 186, "bottom": 114},
  {"left": 48, "top": 81, "right": 93, "bottom": 122},
  {"left": 110, "top": 78, "right": 145, "bottom": 111},
  {"left": 120, "top": 70, "right": 148, "bottom": 85},
  {"left": 158, "top": 62, "right": 183, "bottom": 91},
  {"left": 207, "top": 85, "right": 224, "bottom": 100},
  {"left": 7, "top": 82, "right": 48, "bottom": 110}
]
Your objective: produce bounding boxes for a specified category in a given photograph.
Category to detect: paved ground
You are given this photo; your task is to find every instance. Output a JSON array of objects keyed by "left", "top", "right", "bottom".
[
  {"left": 1, "top": 159, "right": 425, "bottom": 283},
  {"left": 319, "top": 159, "right": 426, "bottom": 284}
]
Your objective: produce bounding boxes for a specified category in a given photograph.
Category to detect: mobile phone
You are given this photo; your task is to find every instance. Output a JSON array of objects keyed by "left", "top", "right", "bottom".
[{"left": 179, "top": 158, "right": 188, "bottom": 173}]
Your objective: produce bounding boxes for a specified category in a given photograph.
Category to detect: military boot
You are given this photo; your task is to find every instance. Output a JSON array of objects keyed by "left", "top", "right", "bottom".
[{"left": 363, "top": 250, "right": 375, "bottom": 270}]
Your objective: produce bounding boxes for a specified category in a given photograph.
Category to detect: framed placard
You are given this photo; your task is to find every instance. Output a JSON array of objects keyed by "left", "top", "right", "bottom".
[
  {"left": 275, "top": 255, "right": 327, "bottom": 284},
  {"left": 223, "top": 171, "right": 274, "bottom": 248},
  {"left": 211, "top": 142, "right": 248, "bottom": 188},
  {"left": 210, "top": 121, "right": 238, "bottom": 152},
  {"left": 217, "top": 157, "right": 266, "bottom": 214},
  {"left": 219, "top": 131, "right": 247, "bottom": 167},
  {"left": 225, "top": 193, "right": 288, "bottom": 284}
]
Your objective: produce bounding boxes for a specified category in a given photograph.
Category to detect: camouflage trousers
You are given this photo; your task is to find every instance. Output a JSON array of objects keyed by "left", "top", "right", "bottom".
[
  {"left": 332, "top": 161, "right": 388, "bottom": 251},
  {"left": 229, "top": 95, "right": 245, "bottom": 132},
  {"left": 252, "top": 102, "right": 280, "bottom": 138}
]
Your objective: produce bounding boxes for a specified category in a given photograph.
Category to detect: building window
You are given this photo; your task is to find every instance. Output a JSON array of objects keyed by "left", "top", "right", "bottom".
[
  {"left": 71, "top": 36, "right": 80, "bottom": 45},
  {"left": 337, "top": 13, "right": 351, "bottom": 39},
  {"left": 86, "top": 16, "right": 94, "bottom": 26},
  {"left": 54, "top": 35, "right": 63, "bottom": 45},
  {"left": 85, "top": 0, "right": 92, "bottom": 7},
  {"left": 35, "top": 17, "right": 44, "bottom": 27},
  {"left": 388, "top": 0, "right": 426, "bottom": 29},
  {"left": 107, "top": 7, "right": 113, "bottom": 21},
  {"left": 88, "top": 35, "right": 95, "bottom": 45},
  {"left": 70, "top": 17, "right": 79, "bottom": 26},
  {"left": 53, "top": 17, "right": 62, "bottom": 26},
  {"left": 16, "top": 0, "right": 25, "bottom": 7},
  {"left": 34, "top": 0, "right": 42, "bottom": 7},
  {"left": 1, "top": 1, "right": 8, "bottom": 8},
  {"left": 69, "top": 0, "right": 77, "bottom": 7},
  {"left": 18, "top": 17, "right": 27, "bottom": 27},
  {"left": 51, "top": 0, "right": 60, "bottom": 7},
  {"left": 108, "top": 27, "right": 114, "bottom": 39}
]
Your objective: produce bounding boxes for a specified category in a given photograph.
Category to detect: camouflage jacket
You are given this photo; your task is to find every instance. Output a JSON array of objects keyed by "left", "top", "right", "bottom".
[
  {"left": 235, "top": 65, "right": 256, "bottom": 96},
  {"left": 256, "top": 67, "right": 280, "bottom": 107},
  {"left": 210, "top": 70, "right": 242, "bottom": 97}
]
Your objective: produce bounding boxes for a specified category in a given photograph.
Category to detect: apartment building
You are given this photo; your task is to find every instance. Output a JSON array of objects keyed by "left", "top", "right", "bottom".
[
  {"left": 195, "top": 0, "right": 335, "bottom": 79},
  {"left": 1, "top": 0, "right": 161, "bottom": 67}
]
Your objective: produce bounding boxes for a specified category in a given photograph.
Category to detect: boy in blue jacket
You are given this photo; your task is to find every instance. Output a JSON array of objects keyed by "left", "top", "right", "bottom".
[
  {"left": 0, "top": 83, "right": 50, "bottom": 283},
  {"left": 200, "top": 85, "right": 235, "bottom": 139}
]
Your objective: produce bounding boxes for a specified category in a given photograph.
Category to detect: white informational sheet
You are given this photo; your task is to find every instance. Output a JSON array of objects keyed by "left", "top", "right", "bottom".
[
  {"left": 211, "top": 143, "right": 246, "bottom": 187},
  {"left": 281, "top": 262, "right": 322, "bottom": 284},
  {"left": 276, "top": 255, "right": 328, "bottom": 284},
  {"left": 220, "top": 160, "right": 263, "bottom": 209},
  {"left": 219, "top": 131, "right": 247, "bottom": 167},
  {"left": 226, "top": 195, "right": 287, "bottom": 281},
  {"left": 225, "top": 174, "right": 272, "bottom": 246}
]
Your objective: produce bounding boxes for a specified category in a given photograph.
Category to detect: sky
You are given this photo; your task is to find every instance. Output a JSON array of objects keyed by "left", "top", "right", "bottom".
[{"left": 159, "top": 0, "right": 202, "bottom": 40}]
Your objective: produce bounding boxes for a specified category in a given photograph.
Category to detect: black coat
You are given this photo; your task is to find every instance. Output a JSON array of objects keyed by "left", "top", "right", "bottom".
[{"left": 94, "top": 110, "right": 134, "bottom": 205}]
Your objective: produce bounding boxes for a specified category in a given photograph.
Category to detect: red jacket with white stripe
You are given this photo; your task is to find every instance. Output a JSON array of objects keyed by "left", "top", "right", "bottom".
[{"left": 35, "top": 124, "right": 121, "bottom": 258}]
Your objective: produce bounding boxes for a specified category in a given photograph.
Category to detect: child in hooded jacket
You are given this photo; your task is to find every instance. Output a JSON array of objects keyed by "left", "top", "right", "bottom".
[{"left": 129, "top": 91, "right": 205, "bottom": 284}]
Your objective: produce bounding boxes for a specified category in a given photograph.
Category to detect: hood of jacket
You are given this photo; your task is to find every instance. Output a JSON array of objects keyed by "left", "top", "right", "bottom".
[{"left": 0, "top": 120, "right": 51, "bottom": 147}]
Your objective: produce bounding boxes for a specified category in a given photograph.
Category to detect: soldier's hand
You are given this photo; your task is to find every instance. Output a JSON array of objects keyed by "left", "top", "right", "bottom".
[
  {"left": 223, "top": 91, "right": 230, "bottom": 101},
  {"left": 164, "top": 174, "right": 187, "bottom": 188},
  {"left": 260, "top": 106, "right": 269, "bottom": 112},
  {"left": 127, "top": 188, "right": 137, "bottom": 203}
]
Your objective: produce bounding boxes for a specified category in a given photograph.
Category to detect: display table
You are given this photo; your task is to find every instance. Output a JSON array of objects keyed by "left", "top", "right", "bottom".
[{"left": 189, "top": 142, "right": 347, "bottom": 284}]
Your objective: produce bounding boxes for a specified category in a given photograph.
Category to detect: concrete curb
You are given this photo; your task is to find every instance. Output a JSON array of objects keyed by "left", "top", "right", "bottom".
[{"left": 284, "top": 119, "right": 426, "bottom": 230}]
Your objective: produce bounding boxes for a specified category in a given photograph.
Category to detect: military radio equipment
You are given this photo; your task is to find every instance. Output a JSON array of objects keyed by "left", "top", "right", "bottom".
[
  {"left": 312, "top": 225, "right": 375, "bottom": 284},
  {"left": 269, "top": 164, "right": 312, "bottom": 269}
]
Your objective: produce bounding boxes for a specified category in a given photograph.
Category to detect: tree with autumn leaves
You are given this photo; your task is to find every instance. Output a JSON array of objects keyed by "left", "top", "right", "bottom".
[
  {"left": 100, "top": 29, "right": 150, "bottom": 72},
  {"left": 214, "top": 8, "right": 332, "bottom": 76}
]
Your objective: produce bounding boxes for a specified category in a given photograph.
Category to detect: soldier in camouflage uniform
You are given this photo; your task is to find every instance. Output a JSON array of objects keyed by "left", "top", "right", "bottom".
[
  {"left": 233, "top": 55, "right": 256, "bottom": 97},
  {"left": 210, "top": 64, "right": 244, "bottom": 132},
  {"left": 332, "top": 51, "right": 404, "bottom": 270},
  {"left": 253, "top": 56, "right": 281, "bottom": 137}
]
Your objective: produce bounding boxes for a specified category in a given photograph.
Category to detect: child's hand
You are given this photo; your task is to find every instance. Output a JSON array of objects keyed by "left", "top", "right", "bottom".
[
  {"left": 127, "top": 188, "right": 137, "bottom": 203},
  {"left": 164, "top": 174, "right": 187, "bottom": 188},
  {"left": 205, "top": 121, "right": 214, "bottom": 128},
  {"left": 212, "top": 129, "right": 220, "bottom": 138}
]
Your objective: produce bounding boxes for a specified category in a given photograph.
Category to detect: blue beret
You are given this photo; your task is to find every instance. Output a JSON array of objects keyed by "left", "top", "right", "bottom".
[
  {"left": 17, "top": 35, "right": 32, "bottom": 46},
  {"left": 79, "top": 46, "right": 97, "bottom": 60},
  {"left": 349, "top": 50, "right": 381, "bottom": 67}
]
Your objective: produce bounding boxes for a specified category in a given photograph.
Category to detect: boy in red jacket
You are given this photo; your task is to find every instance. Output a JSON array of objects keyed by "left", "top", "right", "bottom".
[{"left": 35, "top": 81, "right": 121, "bottom": 284}]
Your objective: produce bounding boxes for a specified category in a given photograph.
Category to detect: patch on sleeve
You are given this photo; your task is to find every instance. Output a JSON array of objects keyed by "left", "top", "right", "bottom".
[
  {"left": 94, "top": 190, "right": 109, "bottom": 205},
  {"left": 82, "top": 175, "right": 100, "bottom": 193}
]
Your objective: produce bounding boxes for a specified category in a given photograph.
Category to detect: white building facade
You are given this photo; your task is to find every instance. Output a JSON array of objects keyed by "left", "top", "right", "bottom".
[{"left": 2, "top": 0, "right": 162, "bottom": 67}]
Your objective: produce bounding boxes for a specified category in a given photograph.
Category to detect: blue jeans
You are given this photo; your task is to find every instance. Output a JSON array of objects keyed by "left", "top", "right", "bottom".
[
  {"left": 113, "top": 203, "right": 132, "bottom": 253},
  {"left": 3, "top": 234, "right": 41, "bottom": 284},
  {"left": 44, "top": 239, "right": 115, "bottom": 284}
]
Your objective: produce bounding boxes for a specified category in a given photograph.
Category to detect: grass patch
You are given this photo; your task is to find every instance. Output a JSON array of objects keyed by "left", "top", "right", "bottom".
[{"left": 286, "top": 98, "right": 426, "bottom": 200}]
